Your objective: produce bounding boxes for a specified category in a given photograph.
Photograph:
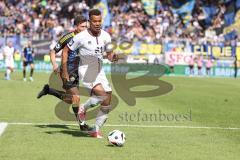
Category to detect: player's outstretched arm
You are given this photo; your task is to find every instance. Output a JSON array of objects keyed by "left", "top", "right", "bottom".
[{"left": 61, "top": 46, "right": 70, "bottom": 81}]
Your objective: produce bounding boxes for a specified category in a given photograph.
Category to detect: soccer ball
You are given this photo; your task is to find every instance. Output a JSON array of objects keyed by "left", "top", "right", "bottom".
[{"left": 107, "top": 130, "right": 126, "bottom": 147}]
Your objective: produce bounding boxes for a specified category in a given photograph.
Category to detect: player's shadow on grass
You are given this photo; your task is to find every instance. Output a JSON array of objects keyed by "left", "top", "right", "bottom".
[
  {"left": 105, "top": 144, "right": 123, "bottom": 148},
  {"left": 35, "top": 124, "right": 91, "bottom": 138},
  {"left": 106, "top": 144, "right": 115, "bottom": 147}
]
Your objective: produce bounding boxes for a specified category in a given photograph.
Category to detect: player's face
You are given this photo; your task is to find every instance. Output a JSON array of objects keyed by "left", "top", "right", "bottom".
[
  {"left": 28, "top": 41, "right": 32, "bottom": 47},
  {"left": 89, "top": 15, "right": 102, "bottom": 34},
  {"left": 8, "top": 42, "right": 12, "bottom": 47},
  {"left": 76, "top": 22, "right": 87, "bottom": 33}
]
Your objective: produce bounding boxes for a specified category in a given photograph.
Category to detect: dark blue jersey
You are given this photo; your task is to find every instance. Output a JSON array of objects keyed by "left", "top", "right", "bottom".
[
  {"left": 23, "top": 47, "right": 34, "bottom": 62},
  {"left": 54, "top": 32, "right": 75, "bottom": 53},
  {"left": 54, "top": 31, "right": 79, "bottom": 70}
]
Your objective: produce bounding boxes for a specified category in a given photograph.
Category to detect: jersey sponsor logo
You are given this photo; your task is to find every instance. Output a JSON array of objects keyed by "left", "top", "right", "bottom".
[
  {"left": 68, "top": 39, "right": 74, "bottom": 46},
  {"left": 95, "top": 46, "right": 103, "bottom": 54},
  {"left": 55, "top": 43, "right": 61, "bottom": 49}
]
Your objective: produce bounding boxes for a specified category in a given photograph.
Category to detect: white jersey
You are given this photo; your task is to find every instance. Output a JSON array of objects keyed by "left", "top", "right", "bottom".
[
  {"left": 3, "top": 46, "right": 14, "bottom": 68},
  {"left": 67, "top": 29, "right": 111, "bottom": 60},
  {"left": 68, "top": 29, "right": 112, "bottom": 92},
  {"left": 3, "top": 46, "right": 14, "bottom": 61}
]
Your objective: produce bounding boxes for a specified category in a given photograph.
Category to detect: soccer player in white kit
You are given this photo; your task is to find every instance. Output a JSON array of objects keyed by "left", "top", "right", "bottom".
[
  {"left": 62, "top": 9, "right": 118, "bottom": 138},
  {"left": 3, "top": 41, "right": 15, "bottom": 80},
  {"left": 37, "top": 15, "right": 99, "bottom": 131}
]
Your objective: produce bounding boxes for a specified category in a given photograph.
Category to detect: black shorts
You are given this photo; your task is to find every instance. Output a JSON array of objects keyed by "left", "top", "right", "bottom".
[
  {"left": 60, "top": 65, "right": 79, "bottom": 90},
  {"left": 189, "top": 65, "right": 194, "bottom": 69},
  {"left": 23, "top": 61, "right": 34, "bottom": 66},
  {"left": 198, "top": 66, "right": 202, "bottom": 70}
]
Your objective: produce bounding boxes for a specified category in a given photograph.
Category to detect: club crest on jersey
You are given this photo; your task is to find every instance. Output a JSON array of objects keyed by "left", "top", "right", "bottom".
[
  {"left": 69, "top": 39, "right": 74, "bottom": 46},
  {"left": 88, "top": 41, "right": 91, "bottom": 45},
  {"left": 55, "top": 43, "right": 61, "bottom": 49}
]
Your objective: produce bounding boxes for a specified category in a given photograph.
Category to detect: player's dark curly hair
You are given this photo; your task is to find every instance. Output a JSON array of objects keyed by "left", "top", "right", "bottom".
[
  {"left": 74, "top": 15, "right": 87, "bottom": 26},
  {"left": 89, "top": 9, "right": 101, "bottom": 19}
]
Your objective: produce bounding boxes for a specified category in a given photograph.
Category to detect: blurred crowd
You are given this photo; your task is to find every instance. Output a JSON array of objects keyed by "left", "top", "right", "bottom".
[
  {"left": 1, "top": 0, "right": 60, "bottom": 39},
  {"left": 0, "top": 0, "right": 90, "bottom": 40},
  {"left": 0, "top": 0, "right": 239, "bottom": 45},
  {"left": 108, "top": 0, "right": 239, "bottom": 45}
]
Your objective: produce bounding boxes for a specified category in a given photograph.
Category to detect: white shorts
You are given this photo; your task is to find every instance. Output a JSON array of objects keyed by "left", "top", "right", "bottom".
[
  {"left": 78, "top": 65, "right": 112, "bottom": 93},
  {"left": 5, "top": 59, "right": 14, "bottom": 68}
]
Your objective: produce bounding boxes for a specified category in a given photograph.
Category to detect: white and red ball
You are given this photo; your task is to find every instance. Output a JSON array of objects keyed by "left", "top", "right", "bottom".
[{"left": 107, "top": 130, "right": 126, "bottom": 147}]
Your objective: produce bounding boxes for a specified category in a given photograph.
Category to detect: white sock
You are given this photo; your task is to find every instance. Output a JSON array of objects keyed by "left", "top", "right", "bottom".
[
  {"left": 6, "top": 69, "right": 11, "bottom": 79},
  {"left": 83, "top": 96, "right": 102, "bottom": 111},
  {"left": 95, "top": 105, "right": 111, "bottom": 131}
]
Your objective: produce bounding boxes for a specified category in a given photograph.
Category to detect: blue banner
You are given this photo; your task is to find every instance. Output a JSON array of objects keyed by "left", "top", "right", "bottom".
[
  {"left": 224, "top": 0, "right": 236, "bottom": 27},
  {"left": 171, "top": 0, "right": 195, "bottom": 14},
  {"left": 141, "top": 0, "right": 156, "bottom": 16},
  {"left": 237, "top": 0, "right": 240, "bottom": 9},
  {"left": 224, "top": 12, "right": 235, "bottom": 27},
  {"left": 171, "top": 0, "right": 195, "bottom": 25},
  {"left": 224, "top": 30, "right": 237, "bottom": 41},
  {"left": 202, "top": 6, "right": 218, "bottom": 26},
  {"left": 94, "top": 0, "right": 111, "bottom": 28},
  {"left": 171, "top": 0, "right": 186, "bottom": 8}
]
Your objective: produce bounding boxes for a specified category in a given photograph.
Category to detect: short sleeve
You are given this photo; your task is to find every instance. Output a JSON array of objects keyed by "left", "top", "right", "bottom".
[
  {"left": 49, "top": 41, "right": 56, "bottom": 50},
  {"left": 53, "top": 41, "right": 62, "bottom": 52},
  {"left": 105, "top": 32, "right": 112, "bottom": 53},
  {"left": 52, "top": 32, "right": 74, "bottom": 52},
  {"left": 67, "top": 33, "right": 82, "bottom": 51}
]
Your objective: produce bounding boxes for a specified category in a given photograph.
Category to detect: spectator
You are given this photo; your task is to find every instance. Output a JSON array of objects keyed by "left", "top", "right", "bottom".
[
  {"left": 168, "top": 58, "right": 175, "bottom": 74},
  {"left": 206, "top": 57, "right": 214, "bottom": 76},
  {"left": 197, "top": 55, "right": 203, "bottom": 75},
  {"left": 0, "top": 0, "right": 238, "bottom": 49},
  {"left": 189, "top": 55, "right": 195, "bottom": 75}
]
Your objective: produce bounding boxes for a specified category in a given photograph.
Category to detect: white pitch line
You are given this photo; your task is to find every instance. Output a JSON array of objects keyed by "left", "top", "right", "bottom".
[
  {"left": 5, "top": 122, "right": 240, "bottom": 131},
  {"left": 106, "top": 124, "right": 240, "bottom": 130},
  {"left": 0, "top": 122, "right": 8, "bottom": 136}
]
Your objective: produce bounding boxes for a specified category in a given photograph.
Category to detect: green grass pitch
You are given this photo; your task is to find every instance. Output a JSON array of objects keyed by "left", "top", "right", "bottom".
[{"left": 0, "top": 71, "right": 240, "bottom": 160}]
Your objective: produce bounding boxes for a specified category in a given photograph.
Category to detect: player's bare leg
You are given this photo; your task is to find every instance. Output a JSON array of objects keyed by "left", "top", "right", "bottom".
[
  {"left": 37, "top": 83, "right": 92, "bottom": 131},
  {"left": 23, "top": 65, "right": 27, "bottom": 81},
  {"left": 29, "top": 63, "right": 34, "bottom": 81},
  {"left": 37, "top": 84, "right": 66, "bottom": 100},
  {"left": 86, "top": 84, "right": 112, "bottom": 138},
  {"left": 5, "top": 67, "right": 13, "bottom": 80},
  {"left": 64, "top": 87, "right": 92, "bottom": 131},
  {"left": 37, "top": 83, "right": 77, "bottom": 104}
]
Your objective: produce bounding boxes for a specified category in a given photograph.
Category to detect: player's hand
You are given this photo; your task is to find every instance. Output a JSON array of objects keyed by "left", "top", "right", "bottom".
[
  {"left": 53, "top": 63, "right": 59, "bottom": 73},
  {"left": 62, "top": 77, "right": 70, "bottom": 86},
  {"left": 61, "top": 72, "right": 70, "bottom": 82},
  {"left": 108, "top": 53, "right": 119, "bottom": 62},
  {"left": 112, "top": 54, "right": 119, "bottom": 62}
]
